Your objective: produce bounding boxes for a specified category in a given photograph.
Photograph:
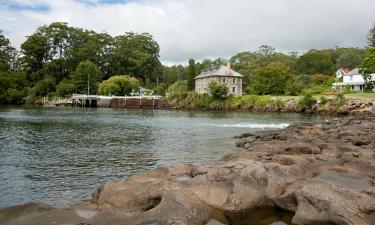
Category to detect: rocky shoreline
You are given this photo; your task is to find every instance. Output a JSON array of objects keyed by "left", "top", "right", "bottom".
[{"left": 1, "top": 112, "right": 375, "bottom": 225}]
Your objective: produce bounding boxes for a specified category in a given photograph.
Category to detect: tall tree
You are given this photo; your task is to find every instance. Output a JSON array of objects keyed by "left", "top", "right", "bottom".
[
  {"left": 112, "top": 32, "right": 161, "bottom": 82},
  {"left": 0, "top": 30, "right": 17, "bottom": 72},
  {"left": 187, "top": 58, "right": 196, "bottom": 91},
  {"left": 360, "top": 48, "right": 375, "bottom": 91},
  {"left": 368, "top": 23, "right": 375, "bottom": 47},
  {"left": 72, "top": 61, "right": 100, "bottom": 94},
  {"left": 296, "top": 50, "right": 335, "bottom": 75}
]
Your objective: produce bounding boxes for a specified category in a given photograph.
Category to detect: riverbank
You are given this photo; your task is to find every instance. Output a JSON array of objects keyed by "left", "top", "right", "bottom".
[
  {"left": 168, "top": 93, "right": 375, "bottom": 115},
  {"left": 1, "top": 111, "right": 374, "bottom": 225}
]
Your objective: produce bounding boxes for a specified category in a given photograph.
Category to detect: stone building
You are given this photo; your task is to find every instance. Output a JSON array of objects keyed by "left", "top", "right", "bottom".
[{"left": 194, "top": 63, "right": 243, "bottom": 96}]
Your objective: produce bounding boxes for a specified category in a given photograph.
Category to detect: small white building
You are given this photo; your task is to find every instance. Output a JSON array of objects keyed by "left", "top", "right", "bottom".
[
  {"left": 332, "top": 68, "right": 375, "bottom": 92},
  {"left": 194, "top": 63, "right": 243, "bottom": 96}
]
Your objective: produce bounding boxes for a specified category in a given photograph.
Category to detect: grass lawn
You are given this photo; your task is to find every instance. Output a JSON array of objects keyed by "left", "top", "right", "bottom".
[{"left": 344, "top": 92, "right": 375, "bottom": 101}]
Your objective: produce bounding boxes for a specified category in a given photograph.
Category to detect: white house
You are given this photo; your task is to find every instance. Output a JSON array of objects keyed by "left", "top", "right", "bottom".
[
  {"left": 194, "top": 63, "right": 243, "bottom": 96},
  {"left": 332, "top": 68, "right": 375, "bottom": 92}
]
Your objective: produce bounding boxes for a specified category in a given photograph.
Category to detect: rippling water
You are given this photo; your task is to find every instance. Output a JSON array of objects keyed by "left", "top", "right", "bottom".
[{"left": 0, "top": 106, "right": 325, "bottom": 208}]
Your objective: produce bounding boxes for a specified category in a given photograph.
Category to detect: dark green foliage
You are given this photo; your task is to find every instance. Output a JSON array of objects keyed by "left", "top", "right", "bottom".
[
  {"left": 360, "top": 48, "right": 375, "bottom": 91},
  {"left": 0, "top": 30, "right": 17, "bottom": 72},
  {"left": 249, "top": 63, "right": 296, "bottom": 95},
  {"left": 34, "top": 79, "right": 55, "bottom": 96},
  {"left": 57, "top": 79, "right": 75, "bottom": 97},
  {"left": 98, "top": 75, "right": 140, "bottom": 96},
  {"left": 299, "top": 93, "right": 316, "bottom": 109},
  {"left": 112, "top": 32, "right": 161, "bottom": 82},
  {"left": 208, "top": 81, "right": 228, "bottom": 100},
  {"left": 296, "top": 50, "right": 335, "bottom": 75},
  {"left": 72, "top": 61, "right": 100, "bottom": 94},
  {"left": 187, "top": 58, "right": 196, "bottom": 91}
]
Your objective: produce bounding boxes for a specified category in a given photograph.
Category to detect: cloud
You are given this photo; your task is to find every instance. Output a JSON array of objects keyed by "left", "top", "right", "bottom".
[{"left": 0, "top": 0, "right": 374, "bottom": 64}]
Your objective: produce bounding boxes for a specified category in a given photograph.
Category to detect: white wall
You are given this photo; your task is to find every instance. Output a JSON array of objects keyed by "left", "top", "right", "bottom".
[{"left": 343, "top": 74, "right": 364, "bottom": 83}]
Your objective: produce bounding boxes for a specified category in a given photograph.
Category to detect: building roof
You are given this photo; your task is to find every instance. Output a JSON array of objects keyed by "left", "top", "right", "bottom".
[
  {"left": 343, "top": 68, "right": 360, "bottom": 76},
  {"left": 194, "top": 65, "right": 244, "bottom": 79},
  {"left": 337, "top": 67, "right": 352, "bottom": 75}
]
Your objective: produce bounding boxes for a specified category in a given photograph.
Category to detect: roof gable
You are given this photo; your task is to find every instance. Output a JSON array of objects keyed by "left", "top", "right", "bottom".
[{"left": 194, "top": 65, "right": 244, "bottom": 79}]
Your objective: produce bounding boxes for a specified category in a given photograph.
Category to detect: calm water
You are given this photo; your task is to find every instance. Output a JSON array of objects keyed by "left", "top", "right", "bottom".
[{"left": 0, "top": 106, "right": 325, "bottom": 208}]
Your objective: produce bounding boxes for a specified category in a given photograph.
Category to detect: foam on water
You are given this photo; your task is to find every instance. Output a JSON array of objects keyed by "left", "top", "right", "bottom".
[{"left": 203, "top": 123, "right": 290, "bottom": 129}]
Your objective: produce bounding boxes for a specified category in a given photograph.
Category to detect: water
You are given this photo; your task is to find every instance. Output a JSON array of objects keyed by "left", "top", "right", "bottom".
[{"left": 0, "top": 106, "right": 325, "bottom": 208}]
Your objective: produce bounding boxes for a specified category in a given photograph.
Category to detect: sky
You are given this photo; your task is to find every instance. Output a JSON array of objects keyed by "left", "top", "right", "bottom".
[{"left": 0, "top": 0, "right": 375, "bottom": 64}]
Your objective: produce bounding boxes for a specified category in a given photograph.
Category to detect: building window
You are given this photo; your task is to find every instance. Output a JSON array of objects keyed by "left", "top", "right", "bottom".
[
  {"left": 222, "top": 78, "right": 226, "bottom": 83},
  {"left": 233, "top": 78, "right": 236, "bottom": 84},
  {"left": 232, "top": 87, "right": 236, "bottom": 93}
]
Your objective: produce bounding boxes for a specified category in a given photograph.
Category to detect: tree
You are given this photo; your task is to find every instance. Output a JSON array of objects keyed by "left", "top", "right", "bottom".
[
  {"left": 56, "top": 79, "right": 75, "bottom": 97},
  {"left": 208, "top": 81, "right": 228, "bottom": 100},
  {"left": 0, "top": 30, "right": 17, "bottom": 72},
  {"left": 98, "top": 75, "right": 139, "bottom": 96},
  {"left": 296, "top": 50, "right": 335, "bottom": 75},
  {"left": 249, "top": 63, "right": 295, "bottom": 95},
  {"left": 112, "top": 32, "right": 162, "bottom": 82},
  {"left": 72, "top": 61, "right": 100, "bottom": 94},
  {"left": 368, "top": 23, "right": 375, "bottom": 47},
  {"left": 360, "top": 48, "right": 375, "bottom": 91},
  {"left": 187, "top": 58, "right": 196, "bottom": 90},
  {"left": 335, "top": 48, "right": 365, "bottom": 69}
]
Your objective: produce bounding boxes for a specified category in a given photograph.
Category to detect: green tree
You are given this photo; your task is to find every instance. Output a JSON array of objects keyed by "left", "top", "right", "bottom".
[
  {"left": 72, "top": 61, "right": 100, "bottom": 94},
  {"left": 56, "top": 79, "right": 75, "bottom": 97},
  {"left": 208, "top": 81, "right": 228, "bottom": 100},
  {"left": 0, "top": 30, "right": 17, "bottom": 72},
  {"left": 249, "top": 63, "right": 295, "bottom": 95},
  {"left": 34, "top": 79, "right": 55, "bottom": 96},
  {"left": 187, "top": 58, "right": 196, "bottom": 90},
  {"left": 296, "top": 50, "right": 335, "bottom": 75},
  {"left": 335, "top": 48, "right": 365, "bottom": 69},
  {"left": 360, "top": 48, "right": 375, "bottom": 91},
  {"left": 98, "top": 75, "right": 139, "bottom": 96},
  {"left": 112, "top": 32, "right": 161, "bottom": 82},
  {"left": 368, "top": 23, "right": 375, "bottom": 47}
]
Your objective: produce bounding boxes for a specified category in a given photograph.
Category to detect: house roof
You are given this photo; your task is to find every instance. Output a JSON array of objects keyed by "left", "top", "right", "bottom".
[
  {"left": 194, "top": 65, "right": 244, "bottom": 79},
  {"left": 343, "top": 68, "right": 360, "bottom": 76},
  {"left": 337, "top": 67, "right": 352, "bottom": 74}
]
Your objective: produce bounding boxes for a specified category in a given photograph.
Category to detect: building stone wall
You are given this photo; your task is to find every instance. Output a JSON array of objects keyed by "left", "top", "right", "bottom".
[{"left": 195, "top": 76, "right": 242, "bottom": 96}]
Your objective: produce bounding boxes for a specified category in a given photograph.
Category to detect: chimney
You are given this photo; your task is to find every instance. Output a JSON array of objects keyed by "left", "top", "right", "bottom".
[{"left": 227, "top": 62, "right": 231, "bottom": 71}]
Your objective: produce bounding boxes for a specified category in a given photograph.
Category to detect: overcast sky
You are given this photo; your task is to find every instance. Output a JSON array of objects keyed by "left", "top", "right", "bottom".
[{"left": 0, "top": 0, "right": 374, "bottom": 64}]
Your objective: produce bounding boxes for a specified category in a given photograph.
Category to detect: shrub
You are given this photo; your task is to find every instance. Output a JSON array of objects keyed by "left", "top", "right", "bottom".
[
  {"left": 319, "top": 96, "right": 329, "bottom": 105},
  {"left": 57, "top": 79, "right": 75, "bottom": 97},
  {"left": 335, "top": 93, "right": 346, "bottom": 107},
  {"left": 208, "top": 81, "right": 228, "bottom": 100},
  {"left": 98, "top": 75, "right": 140, "bottom": 96},
  {"left": 298, "top": 93, "right": 316, "bottom": 109},
  {"left": 34, "top": 79, "right": 55, "bottom": 97}
]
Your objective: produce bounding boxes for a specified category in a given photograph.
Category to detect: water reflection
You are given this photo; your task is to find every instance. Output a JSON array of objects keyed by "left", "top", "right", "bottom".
[{"left": 0, "top": 107, "right": 326, "bottom": 208}]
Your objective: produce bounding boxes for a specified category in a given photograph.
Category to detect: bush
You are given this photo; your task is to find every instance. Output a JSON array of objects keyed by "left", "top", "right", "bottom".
[
  {"left": 299, "top": 93, "right": 316, "bottom": 109},
  {"left": 57, "top": 79, "right": 75, "bottom": 97},
  {"left": 208, "top": 81, "right": 228, "bottom": 100},
  {"left": 335, "top": 93, "right": 346, "bottom": 107},
  {"left": 34, "top": 79, "right": 55, "bottom": 97},
  {"left": 166, "top": 80, "right": 188, "bottom": 101},
  {"left": 98, "top": 75, "right": 139, "bottom": 96},
  {"left": 319, "top": 96, "right": 329, "bottom": 105}
]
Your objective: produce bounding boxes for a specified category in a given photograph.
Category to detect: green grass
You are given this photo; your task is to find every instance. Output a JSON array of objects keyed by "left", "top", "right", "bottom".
[{"left": 344, "top": 92, "right": 375, "bottom": 100}]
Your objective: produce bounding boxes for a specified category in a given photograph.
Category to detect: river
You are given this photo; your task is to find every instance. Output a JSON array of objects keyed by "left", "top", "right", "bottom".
[{"left": 0, "top": 106, "right": 327, "bottom": 208}]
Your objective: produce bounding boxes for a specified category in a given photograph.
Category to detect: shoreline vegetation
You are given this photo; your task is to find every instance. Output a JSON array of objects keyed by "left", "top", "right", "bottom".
[{"left": 1, "top": 22, "right": 375, "bottom": 107}]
